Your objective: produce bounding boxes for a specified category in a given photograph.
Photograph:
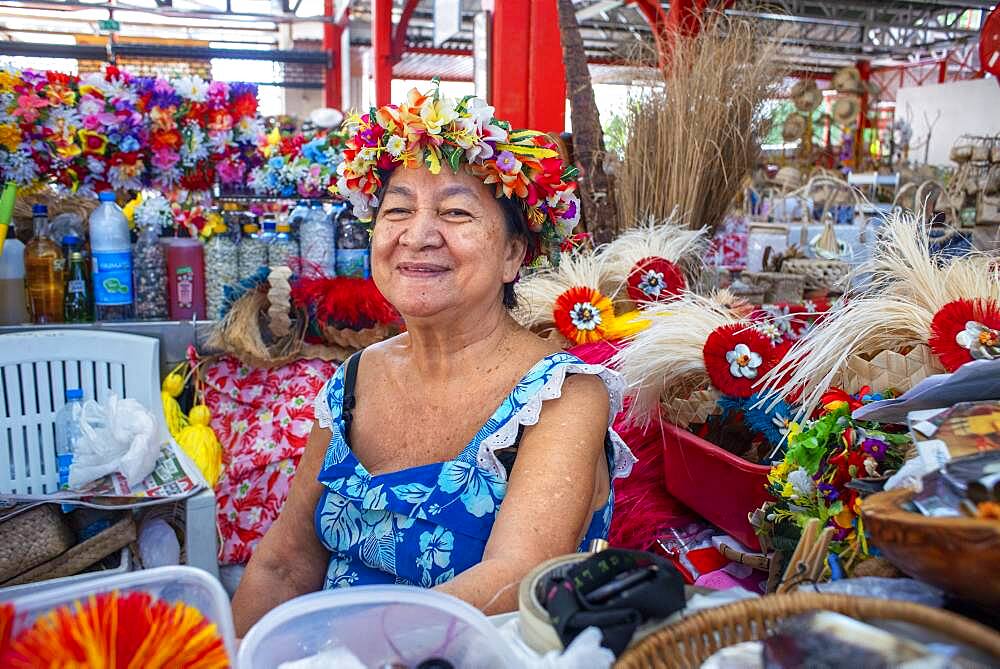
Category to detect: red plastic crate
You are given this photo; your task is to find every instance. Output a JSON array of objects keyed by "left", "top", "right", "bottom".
[{"left": 660, "top": 422, "right": 773, "bottom": 551}]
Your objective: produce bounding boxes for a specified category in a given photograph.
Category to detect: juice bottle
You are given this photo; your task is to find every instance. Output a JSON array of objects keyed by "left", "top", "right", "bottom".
[
  {"left": 24, "top": 204, "right": 65, "bottom": 323},
  {"left": 0, "top": 227, "right": 27, "bottom": 325},
  {"left": 163, "top": 237, "right": 206, "bottom": 320}
]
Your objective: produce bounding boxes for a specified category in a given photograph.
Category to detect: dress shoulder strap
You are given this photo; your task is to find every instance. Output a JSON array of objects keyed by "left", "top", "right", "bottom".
[{"left": 340, "top": 350, "right": 363, "bottom": 437}]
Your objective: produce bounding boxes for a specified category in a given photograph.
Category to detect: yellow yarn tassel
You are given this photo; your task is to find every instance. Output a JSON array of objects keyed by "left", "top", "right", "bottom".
[
  {"left": 175, "top": 405, "right": 222, "bottom": 487},
  {"left": 604, "top": 310, "right": 651, "bottom": 341},
  {"left": 161, "top": 371, "right": 188, "bottom": 441}
]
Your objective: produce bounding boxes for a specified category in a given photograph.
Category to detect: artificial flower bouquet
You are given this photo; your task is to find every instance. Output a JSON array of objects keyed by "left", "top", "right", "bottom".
[
  {"left": 248, "top": 124, "right": 347, "bottom": 199},
  {"left": 753, "top": 388, "right": 911, "bottom": 574}
]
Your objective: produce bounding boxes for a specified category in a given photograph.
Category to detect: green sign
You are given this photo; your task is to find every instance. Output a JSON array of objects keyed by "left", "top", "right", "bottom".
[{"left": 98, "top": 19, "right": 121, "bottom": 32}]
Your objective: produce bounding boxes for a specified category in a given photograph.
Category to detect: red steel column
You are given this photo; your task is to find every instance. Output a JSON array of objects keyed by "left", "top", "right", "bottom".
[
  {"left": 322, "top": 0, "right": 344, "bottom": 109},
  {"left": 372, "top": 0, "right": 393, "bottom": 108},
  {"left": 854, "top": 59, "right": 871, "bottom": 169},
  {"left": 490, "top": 0, "right": 531, "bottom": 128},
  {"left": 527, "top": 0, "right": 566, "bottom": 133}
]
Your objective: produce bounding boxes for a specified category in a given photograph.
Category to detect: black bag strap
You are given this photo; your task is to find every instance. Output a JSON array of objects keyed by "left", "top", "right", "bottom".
[{"left": 340, "top": 350, "right": 363, "bottom": 438}]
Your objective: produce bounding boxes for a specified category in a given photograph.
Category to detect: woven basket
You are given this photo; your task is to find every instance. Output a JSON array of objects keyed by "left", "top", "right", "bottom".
[
  {"left": 728, "top": 284, "right": 766, "bottom": 305},
  {"left": 0, "top": 514, "right": 136, "bottom": 587},
  {"left": 841, "top": 345, "right": 945, "bottom": 394},
  {"left": 318, "top": 323, "right": 394, "bottom": 352},
  {"left": 0, "top": 504, "right": 75, "bottom": 583},
  {"left": 661, "top": 389, "right": 722, "bottom": 428},
  {"left": 781, "top": 258, "right": 851, "bottom": 292},
  {"left": 863, "top": 488, "right": 1000, "bottom": 610},
  {"left": 616, "top": 593, "right": 1000, "bottom": 669},
  {"left": 741, "top": 272, "right": 805, "bottom": 304}
]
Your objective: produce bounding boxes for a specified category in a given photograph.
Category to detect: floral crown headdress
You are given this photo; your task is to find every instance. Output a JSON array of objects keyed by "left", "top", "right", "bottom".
[{"left": 333, "top": 81, "right": 581, "bottom": 266}]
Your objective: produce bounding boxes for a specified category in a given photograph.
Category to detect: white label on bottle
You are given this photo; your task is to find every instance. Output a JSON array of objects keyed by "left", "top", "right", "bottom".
[{"left": 68, "top": 279, "right": 85, "bottom": 294}]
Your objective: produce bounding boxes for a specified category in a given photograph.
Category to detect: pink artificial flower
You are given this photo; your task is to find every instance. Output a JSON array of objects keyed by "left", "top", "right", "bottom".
[
  {"left": 15, "top": 93, "right": 49, "bottom": 123},
  {"left": 216, "top": 158, "right": 243, "bottom": 184},
  {"left": 152, "top": 147, "right": 180, "bottom": 170}
]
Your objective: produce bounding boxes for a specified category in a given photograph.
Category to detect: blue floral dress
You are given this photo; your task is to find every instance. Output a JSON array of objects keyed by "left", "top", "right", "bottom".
[{"left": 312, "top": 352, "right": 635, "bottom": 589}]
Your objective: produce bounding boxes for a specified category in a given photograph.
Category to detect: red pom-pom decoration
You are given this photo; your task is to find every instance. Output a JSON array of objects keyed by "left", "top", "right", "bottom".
[
  {"left": 928, "top": 298, "right": 1000, "bottom": 372},
  {"left": 703, "top": 324, "right": 790, "bottom": 398},
  {"left": 626, "top": 256, "right": 686, "bottom": 304}
]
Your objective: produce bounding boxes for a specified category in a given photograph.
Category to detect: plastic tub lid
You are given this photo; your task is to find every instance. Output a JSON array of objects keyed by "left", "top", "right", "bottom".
[
  {"left": 238, "top": 585, "right": 511, "bottom": 669},
  {"left": 4, "top": 565, "right": 236, "bottom": 661}
]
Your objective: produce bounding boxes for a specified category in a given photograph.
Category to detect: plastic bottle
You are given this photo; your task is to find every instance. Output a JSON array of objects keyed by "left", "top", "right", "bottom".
[
  {"left": 89, "top": 191, "right": 135, "bottom": 321},
  {"left": 335, "top": 209, "right": 371, "bottom": 278},
  {"left": 163, "top": 237, "right": 206, "bottom": 320},
  {"left": 64, "top": 250, "right": 93, "bottom": 323},
  {"left": 238, "top": 220, "right": 268, "bottom": 278},
  {"left": 54, "top": 388, "right": 84, "bottom": 490},
  {"left": 269, "top": 220, "right": 298, "bottom": 268},
  {"left": 0, "top": 228, "right": 27, "bottom": 324},
  {"left": 301, "top": 202, "right": 336, "bottom": 276},
  {"left": 24, "top": 204, "right": 66, "bottom": 323},
  {"left": 133, "top": 219, "right": 168, "bottom": 320}
]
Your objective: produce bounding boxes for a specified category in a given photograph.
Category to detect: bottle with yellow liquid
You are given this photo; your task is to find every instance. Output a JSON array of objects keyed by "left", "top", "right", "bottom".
[{"left": 24, "top": 204, "right": 65, "bottom": 323}]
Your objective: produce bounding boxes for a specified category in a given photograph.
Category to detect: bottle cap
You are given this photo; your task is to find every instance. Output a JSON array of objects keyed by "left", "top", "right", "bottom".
[
  {"left": 242, "top": 223, "right": 259, "bottom": 233},
  {"left": 98, "top": 191, "right": 116, "bottom": 202},
  {"left": 276, "top": 223, "right": 291, "bottom": 233},
  {"left": 32, "top": 204, "right": 47, "bottom": 215},
  {"left": 70, "top": 251, "right": 83, "bottom": 261},
  {"left": 65, "top": 388, "right": 83, "bottom": 401},
  {"left": 262, "top": 219, "right": 277, "bottom": 232},
  {"left": 62, "top": 235, "right": 81, "bottom": 246}
]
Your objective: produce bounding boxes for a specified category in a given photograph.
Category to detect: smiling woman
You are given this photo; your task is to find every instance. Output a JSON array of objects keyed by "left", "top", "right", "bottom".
[{"left": 231, "top": 83, "right": 633, "bottom": 634}]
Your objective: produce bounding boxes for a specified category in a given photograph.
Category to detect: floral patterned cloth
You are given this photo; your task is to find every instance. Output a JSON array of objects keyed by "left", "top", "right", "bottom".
[
  {"left": 203, "top": 355, "right": 338, "bottom": 565},
  {"left": 313, "top": 352, "right": 636, "bottom": 589}
]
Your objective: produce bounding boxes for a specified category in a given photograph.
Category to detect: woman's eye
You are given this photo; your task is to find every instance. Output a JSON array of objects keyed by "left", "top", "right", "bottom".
[
  {"left": 442, "top": 209, "right": 471, "bottom": 218},
  {"left": 384, "top": 207, "right": 411, "bottom": 216}
]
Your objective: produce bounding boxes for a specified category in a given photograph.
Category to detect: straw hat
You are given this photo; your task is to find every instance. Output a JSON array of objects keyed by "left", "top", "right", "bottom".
[
  {"left": 773, "top": 166, "right": 803, "bottom": 191},
  {"left": 790, "top": 79, "right": 823, "bottom": 113},
  {"left": 832, "top": 96, "right": 860, "bottom": 126},
  {"left": 308, "top": 107, "right": 344, "bottom": 129},
  {"left": 832, "top": 66, "right": 863, "bottom": 93},
  {"left": 782, "top": 113, "right": 808, "bottom": 142}
]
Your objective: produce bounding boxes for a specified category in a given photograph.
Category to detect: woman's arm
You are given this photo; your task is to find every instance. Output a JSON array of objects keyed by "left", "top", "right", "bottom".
[
  {"left": 434, "top": 373, "right": 611, "bottom": 613},
  {"left": 231, "top": 423, "right": 331, "bottom": 636}
]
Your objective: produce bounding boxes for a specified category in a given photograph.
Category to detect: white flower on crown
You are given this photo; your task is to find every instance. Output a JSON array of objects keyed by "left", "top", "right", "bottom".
[
  {"left": 175, "top": 75, "right": 209, "bottom": 102},
  {"left": 385, "top": 135, "right": 406, "bottom": 158},
  {"left": 465, "top": 97, "right": 495, "bottom": 130}
]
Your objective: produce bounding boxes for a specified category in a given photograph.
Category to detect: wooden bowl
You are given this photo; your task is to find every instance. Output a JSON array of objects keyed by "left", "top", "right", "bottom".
[{"left": 862, "top": 488, "right": 1000, "bottom": 610}]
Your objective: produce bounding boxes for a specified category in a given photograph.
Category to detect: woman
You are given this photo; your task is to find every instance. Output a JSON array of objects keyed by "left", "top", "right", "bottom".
[{"left": 232, "top": 86, "right": 634, "bottom": 635}]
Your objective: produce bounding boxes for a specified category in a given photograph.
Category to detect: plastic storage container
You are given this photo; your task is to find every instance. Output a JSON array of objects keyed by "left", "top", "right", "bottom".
[
  {"left": 0, "top": 230, "right": 27, "bottom": 324},
  {"left": 269, "top": 221, "right": 298, "bottom": 268},
  {"left": 89, "top": 191, "right": 135, "bottom": 321},
  {"left": 335, "top": 209, "right": 371, "bottom": 278},
  {"left": 132, "top": 220, "right": 168, "bottom": 320},
  {"left": 163, "top": 238, "right": 206, "bottom": 320},
  {"left": 238, "top": 586, "right": 510, "bottom": 669},
  {"left": 203, "top": 226, "right": 239, "bottom": 320},
  {"left": 300, "top": 203, "right": 336, "bottom": 276},
  {"left": 4, "top": 565, "right": 236, "bottom": 662},
  {"left": 661, "top": 422, "right": 772, "bottom": 550},
  {"left": 239, "top": 220, "right": 268, "bottom": 278}
]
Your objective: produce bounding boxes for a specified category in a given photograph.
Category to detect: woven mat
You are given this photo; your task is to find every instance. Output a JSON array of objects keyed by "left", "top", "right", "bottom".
[
  {"left": 0, "top": 504, "right": 76, "bottom": 583},
  {"left": 1, "top": 515, "right": 136, "bottom": 587}
]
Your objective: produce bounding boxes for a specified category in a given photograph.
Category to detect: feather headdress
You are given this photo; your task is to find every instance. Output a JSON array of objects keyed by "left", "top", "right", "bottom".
[
  {"left": 599, "top": 213, "right": 708, "bottom": 306},
  {"left": 514, "top": 250, "right": 648, "bottom": 345},
  {"left": 757, "top": 210, "right": 1000, "bottom": 418}
]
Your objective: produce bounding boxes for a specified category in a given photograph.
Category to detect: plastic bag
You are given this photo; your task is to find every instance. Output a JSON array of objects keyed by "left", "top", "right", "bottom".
[
  {"left": 498, "top": 622, "right": 615, "bottom": 669},
  {"left": 69, "top": 393, "right": 160, "bottom": 488}
]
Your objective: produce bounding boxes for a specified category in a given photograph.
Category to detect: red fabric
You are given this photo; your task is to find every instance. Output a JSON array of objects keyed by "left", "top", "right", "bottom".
[
  {"left": 568, "top": 341, "right": 695, "bottom": 551},
  {"left": 203, "top": 355, "right": 338, "bottom": 565}
]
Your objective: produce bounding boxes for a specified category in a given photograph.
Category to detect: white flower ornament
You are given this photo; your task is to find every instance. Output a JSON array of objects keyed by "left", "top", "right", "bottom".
[
  {"left": 955, "top": 320, "right": 1000, "bottom": 360},
  {"left": 570, "top": 302, "right": 602, "bottom": 331},
  {"left": 726, "top": 343, "right": 762, "bottom": 379},
  {"left": 637, "top": 270, "right": 665, "bottom": 297}
]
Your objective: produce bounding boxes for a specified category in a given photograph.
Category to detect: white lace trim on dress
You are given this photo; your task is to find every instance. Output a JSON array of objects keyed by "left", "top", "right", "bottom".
[
  {"left": 474, "top": 362, "right": 637, "bottom": 482},
  {"left": 313, "top": 376, "right": 336, "bottom": 430}
]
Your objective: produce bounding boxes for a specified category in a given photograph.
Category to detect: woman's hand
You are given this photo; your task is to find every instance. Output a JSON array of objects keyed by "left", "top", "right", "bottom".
[
  {"left": 434, "top": 373, "right": 611, "bottom": 613},
  {"left": 231, "top": 423, "right": 331, "bottom": 636}
]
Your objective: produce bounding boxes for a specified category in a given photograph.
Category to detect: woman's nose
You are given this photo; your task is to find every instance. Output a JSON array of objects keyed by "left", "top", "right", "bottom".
[{"left": 398, "top": 208, "right": 444, "bottom": 249}]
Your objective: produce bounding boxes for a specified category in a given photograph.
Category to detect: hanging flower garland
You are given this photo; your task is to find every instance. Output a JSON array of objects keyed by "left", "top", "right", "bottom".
[{"left": 928, "top": 298, "right": 1000, "bottom": 372}]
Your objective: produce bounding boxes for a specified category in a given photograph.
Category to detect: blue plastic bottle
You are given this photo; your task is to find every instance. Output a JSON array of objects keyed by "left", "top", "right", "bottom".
[
  {"left": 89, "top": 191, "right": 135, "bottom": 321},
  {"left": 54, "top": 388, "right": 84, "bottom": 490}
]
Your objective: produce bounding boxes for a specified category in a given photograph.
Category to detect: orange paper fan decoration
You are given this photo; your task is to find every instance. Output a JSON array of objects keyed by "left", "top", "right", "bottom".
[{"left": 0, "top": 591, "right": 229, "bottom": 669}]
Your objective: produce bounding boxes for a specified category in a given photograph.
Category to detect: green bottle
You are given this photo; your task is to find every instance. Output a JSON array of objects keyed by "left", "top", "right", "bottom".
[{"left": 64, "top": 250, "right": 93, "bottom": 322}]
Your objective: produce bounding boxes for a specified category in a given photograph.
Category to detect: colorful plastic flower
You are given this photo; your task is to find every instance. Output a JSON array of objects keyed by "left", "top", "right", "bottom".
[
  {"left": 625, "top": 256, "right": 686, "bottom": 304},
  {"left": 703, "top": 324, "right": 790, "bottom": 398},
  {"left": 928, "top": 298, "right": 1000, "bottom": 371}
]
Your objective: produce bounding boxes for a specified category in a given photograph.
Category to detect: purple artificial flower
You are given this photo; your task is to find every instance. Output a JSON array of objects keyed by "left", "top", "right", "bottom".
[
  {"left": 359, "top": 128, "right": 378, "bottom": 147},
  {"left": 818, "top": 483, "right": 839, "bottom": 502},
  {"left": 563, "top": 199, "right": 577, "bottom": 219},
  {"left": 496, "top": 150, "right": 517, "bottom": 173},
  {"left": 229, "top": 82, "right": 258, "bottom": 99},
  {"left": 861, "top": 438, "right": 888, "bottom": 461}
]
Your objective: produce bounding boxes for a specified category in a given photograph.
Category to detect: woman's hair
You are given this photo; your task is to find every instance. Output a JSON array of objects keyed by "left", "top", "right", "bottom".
[{"left": 371, "top": 171, "right": 529, "bottom": 309}]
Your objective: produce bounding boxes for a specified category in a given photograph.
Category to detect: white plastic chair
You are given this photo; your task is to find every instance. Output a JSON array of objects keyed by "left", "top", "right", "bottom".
[{"left": 0, "top": 329, "right": 218, "bottom": 578}]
